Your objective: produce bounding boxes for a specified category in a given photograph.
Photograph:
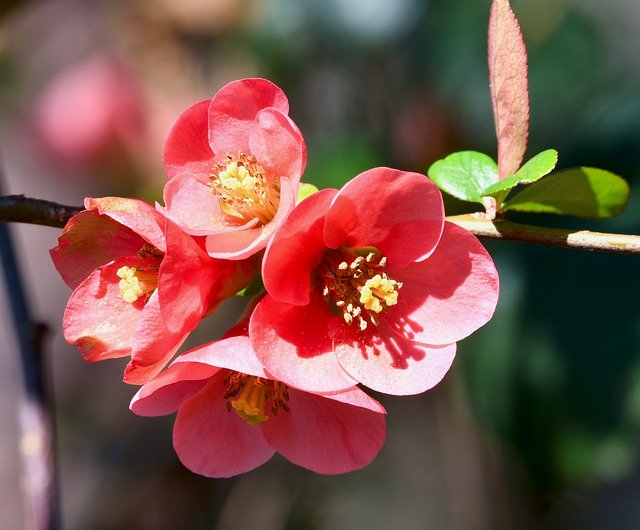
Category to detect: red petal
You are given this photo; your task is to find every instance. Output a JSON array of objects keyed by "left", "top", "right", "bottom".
[
  {"left": 250, "top": 293, "right": 357, "bottom": 393},
  {"left": 130, "top": 361, "right": 215, "bottom": 416},
  {"left": 86, "top": 197, "right": 166, "bottom": 252},
  {"left": 163, "top": 99, "right": 214, "bottom": 178},
  {"left": 208, "top": 78, "right": 289, "bottom": 155},
  {"left": 50, "top": 209, "right": 145, "bottom": 290},
  {"left": 173, "top": 376, "right": 275, "bottom": 477},
  {"left": 262, "top": 188, "right": 336, "bottom": 304},
  {"left": 386, "top": 222, "right": 499, "bottom": 345},
  {"left": 124, "top": 292, "right": 189, "bottom": 385},
  {"left": 63, "top": 259, "right": 142, "bottom": 361},
  {"left": 324, "top": 168, "right": 444, "bottom": 267},
  {"left": 249, "top": 108, "right": 306, "bottom": 185},
  {"left": 161, "top": 173, "right": 247, "bottom": 235},
  {"left": 262, "top": 386, "right": 386, "bottom": 474},
  {"left": 204, "top": 176, "right": 297, "bottom": 260},
  {"left": 333, "top": 318, "right": 457, "bottom": 395}
]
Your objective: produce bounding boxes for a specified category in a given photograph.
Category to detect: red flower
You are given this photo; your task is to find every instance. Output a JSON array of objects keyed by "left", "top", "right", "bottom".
[
  {"left": 130, "top": 325, "right": 386, "bottom": 477},
  {"left": 250, "top": 167, "right": 499, "bottom": 395},
  {"left": 160, "top": 78, "right": 306, "bottom": 260},
  {"left": 51, "top": 197, "right": 256, "bottom": 384}
]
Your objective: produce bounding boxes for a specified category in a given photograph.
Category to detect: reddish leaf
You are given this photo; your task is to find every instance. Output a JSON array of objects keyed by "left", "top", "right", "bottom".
[{"left": 488, "top": 0, "right": 530, "bottom": 180}]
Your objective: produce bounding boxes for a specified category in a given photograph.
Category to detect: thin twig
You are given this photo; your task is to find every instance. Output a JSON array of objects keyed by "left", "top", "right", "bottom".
[
  {"left": 447, "top": 214, "right": 640, "bottom": 254},
  {"left": 0, "top": 195, "right": 640, "bottom": 255},
  {"left": 0, "top": 195, "right": 83, "bottom": 228}
]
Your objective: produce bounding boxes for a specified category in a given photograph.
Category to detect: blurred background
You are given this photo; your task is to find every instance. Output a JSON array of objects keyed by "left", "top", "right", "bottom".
[{"left": 1, "top": 0, "right": 640, "bottom": 528}]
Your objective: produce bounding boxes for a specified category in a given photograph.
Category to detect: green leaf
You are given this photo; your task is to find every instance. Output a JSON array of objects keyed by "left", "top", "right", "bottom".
[
  {"left": 235, "top": 274, "right": 264, "bottom": 297},
  {"left": 428, "top": 151, "right": 499, "bottom": 203},
  {"left": 482, "top": 149, "right": 558, "bottom": 196},
  {"left": 297, "top": 182, "right": 319, "bottom": 203},
  {"left": 503, "top": 167, "right": 630, "bottom": 218}
]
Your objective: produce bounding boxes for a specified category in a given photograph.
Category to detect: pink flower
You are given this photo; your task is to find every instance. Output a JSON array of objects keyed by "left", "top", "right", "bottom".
[
  {"left": 130, "top": 323, "right": 386, "bottom": 477},
  {"left": 51, "top": 197, "right": 257, "bottom": 384},
  {"left": 160, "top": 78, "right": 306, "bottom": 260},
  {"left": 33, "top": 53, "right": 145, "bottom": 166},
  {"left": 250, "top": 167, "right": 500, "bottom": 396}
]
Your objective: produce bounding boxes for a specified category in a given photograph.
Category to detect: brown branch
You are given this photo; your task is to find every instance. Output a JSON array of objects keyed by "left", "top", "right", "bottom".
[
  {"left": 447, "top": 214, "right": 640, "bottom": 254},
  {"left": 0, "top": 196, "right": 83, "bottom": 228},
  {"left": 0, "top": 196, "right": 639, "bottom": 255}
]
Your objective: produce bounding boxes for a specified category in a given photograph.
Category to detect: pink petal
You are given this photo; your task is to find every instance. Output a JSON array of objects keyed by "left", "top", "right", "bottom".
[
  {"left": 324, "top": 167, "right": 444, "bottom": 267},
  {"left": 124, "top": 291, "right": 190, "bottom": 385},
  {"left": 174, "top": 335, "right": 269, "bottom": 377},
  {"left": 262, "top": 188, "right": 337, "bottom": 304},
  {"left": 130, "top": 361, "right": 216, "bottom": 416},
  {"left": 50, "top": 209, "right": 145, "bottom": 290},
  {"left": 204, "top": 176, "right": 297, "bottom": 260},
  {"left": 262, "top": 386, "right": 386, "bottom": 474},
  {"left": 163, "top": 99, "right": 214, "bottom": 178},
  {"left": 250, "top": 293, "right": 357, "bottom": 393},
  {"left": 157, "top": 218, "right": 217, "bottom": 333},
  {"left": 208, "top": 78, "right": 289, "bottom": 155},
  {"left": 86, "top": 197, "right": 166, "bottom": 253},
  {"left": 161, "top": 172, "right": 253, "bottom": 235},
  {"left": 248, "top": 108, "right": 306, "bottom": 185},
  {"left": 173, "top": 376, "right": 275, "bottom": 477},
  {"left": 63, "top": 258, "right": 142, "bottom": 361},
  {"left": 333, "top": 318, "right": 457, "bottom": 395},
  {"left": 386, "top": 222, "right": 499, "bottom": 345}
]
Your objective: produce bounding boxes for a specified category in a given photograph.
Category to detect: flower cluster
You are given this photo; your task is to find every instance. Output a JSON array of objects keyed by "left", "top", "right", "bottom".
[{"left": 51, "top": 78, "right": 499, "bottom": 477}]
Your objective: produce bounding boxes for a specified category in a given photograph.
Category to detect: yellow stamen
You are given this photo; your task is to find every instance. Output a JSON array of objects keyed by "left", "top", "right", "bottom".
[
  {"left": 360, "top": 274, "right": 399, "bottom": 313},
  {"left": 225, "top": 373, "right": 290, "bottom": 426},
  {"left": 116, "top": 266, "right": 158, "bottom": 304},
  {"left": 209, "top": 152, "right": 280, "bottom": 225}
]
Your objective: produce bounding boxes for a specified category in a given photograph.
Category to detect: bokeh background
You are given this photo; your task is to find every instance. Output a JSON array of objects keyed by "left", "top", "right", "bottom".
[{"left": 1, "top": 0, "right": 640, "bottom": 528}]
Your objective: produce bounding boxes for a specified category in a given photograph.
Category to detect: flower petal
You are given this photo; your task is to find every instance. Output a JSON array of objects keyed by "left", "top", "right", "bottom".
[
  {"left": 161, "top": 172, "right": 242, "bottom": 235},
  {"left": 86, "top": 197, "right": 166, "bottom": 252},
  {"left": 173, "top": 376, "right": 276, "bottom": 477},
  {"left": 333, "top": 318, "right": 457, "bottom": 395},
  {"left": 208, "top": 78, "right": 289, "bottom": 155},
  {"left": 262, "top": 188, "right": 337, "bottom": 305},
  {"left": 50, "top": 209, "right": 145, "bottom": 290},
  {"left": 262, "top": 386, "right": 386, "bottom": 474},
  {"left": 63, "top": 258, "right": 142, "bottom": 361},
  {"left": 387, "top": 222, "right": 499, "bottom": 345},
  {"left": 250, "top": 293, "right": 357, "bottom": 393},
  {"left": 324, "top": 168, "right": 444, "bottom": 267},
  {"left": 249, "top": 107, "right": 306, "bottom": 186},
  {"left": 204, "top": 176, "right": 298, "bottom": 260},
  {"left": 163, "top": 99, "right": 214, "bottom": 178},
  {"left": 123, "top": 291, "right": 190, "bottom": 385},
  {"left": 130, "top": 361, "right": 215, "bottom": 416}
]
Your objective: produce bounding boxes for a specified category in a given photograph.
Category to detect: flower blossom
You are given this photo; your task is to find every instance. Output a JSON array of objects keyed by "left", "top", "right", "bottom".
[
  {"left": 130, "top": 322, "right": 386, "bottom": 477},
  {"left": 51, "top": 197, "right": 256, "bottom": 384},
  {"left": 161, "top": 78, "right": 306, "bottom": 260},
  {"left": 250, "top": 167, "right": 500, "bottom": 396}
]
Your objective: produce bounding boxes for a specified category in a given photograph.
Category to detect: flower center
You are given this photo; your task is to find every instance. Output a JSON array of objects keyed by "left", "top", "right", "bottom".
[
  {"left": 224, "top": 372, "right": 290, "bottom": 426},
  {"left": 116, "top": 244, "right": 162, "bottom": 304},
  {"left": 318, "top": 247, "right": 402, "bottom": 331},
  {"left": 209, "top": 152, "right": 280, "bottom": 225}
]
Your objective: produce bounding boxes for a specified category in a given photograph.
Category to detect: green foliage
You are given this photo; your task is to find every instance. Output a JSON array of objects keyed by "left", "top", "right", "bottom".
[
  {"left": 297, "top": 182, "right": 319, "bottom": 203},
  {"left": 482, "top": 149, "right": 558, "bottom": 196},
  {"left": 235, "top": 274, "right": 264, "bottom": 298},
  {"left": 427, "top": 151, "right": 498, "bottom": 203},
  {"left": 503, "top": 167, "right": 630, "bottom": 218}
]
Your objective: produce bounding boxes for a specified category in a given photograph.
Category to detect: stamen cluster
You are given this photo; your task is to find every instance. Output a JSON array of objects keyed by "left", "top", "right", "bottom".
[
  {"left": 319, "top": 248, "right": 402, "bottom": 331},
  {"left": 223, "top": 371, "right": 290, "bottom": 425},
  {"left": 209, "top": 152, "right": 280, "bottom": 225}
]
